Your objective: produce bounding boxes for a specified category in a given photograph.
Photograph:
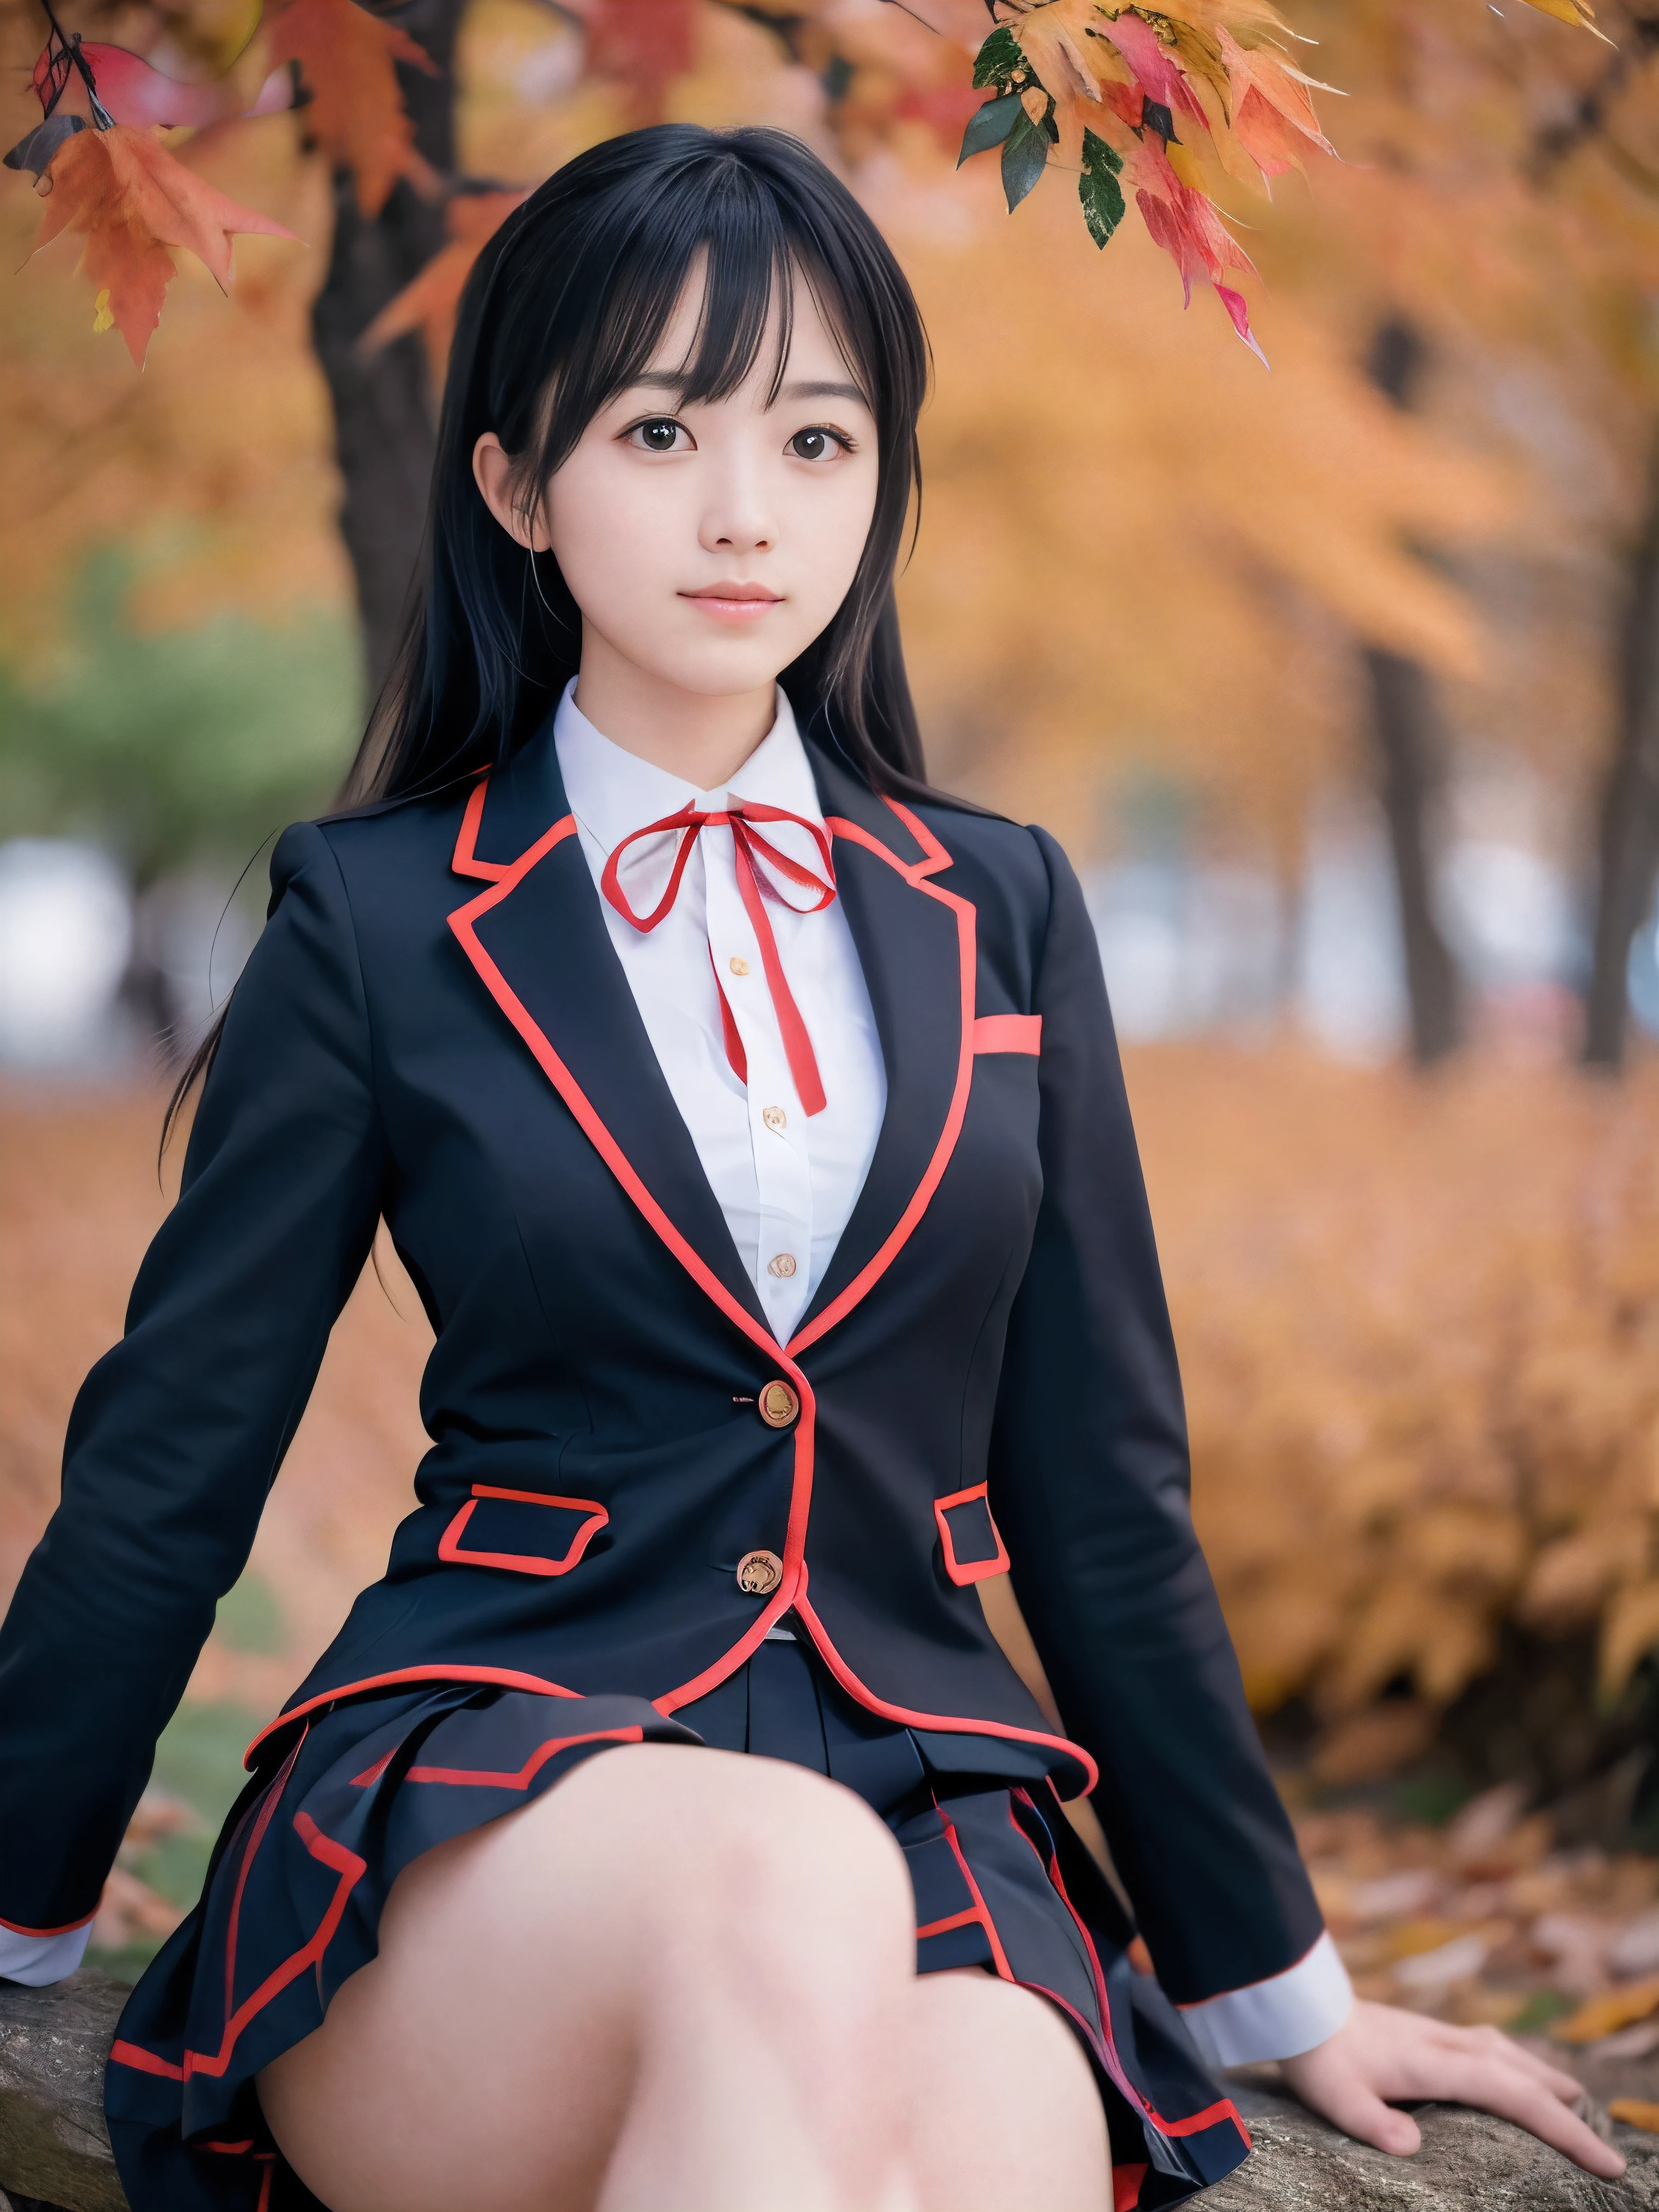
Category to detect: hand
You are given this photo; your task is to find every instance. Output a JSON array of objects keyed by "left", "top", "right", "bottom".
[{"left": 1279, "top": 1998, "right": 1625, "bottom": 2179}]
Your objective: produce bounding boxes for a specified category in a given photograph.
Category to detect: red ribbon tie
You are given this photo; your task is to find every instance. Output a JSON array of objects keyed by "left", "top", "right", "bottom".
[{"left": 600, "top": 800, "right": 836, "bottom": 1117}]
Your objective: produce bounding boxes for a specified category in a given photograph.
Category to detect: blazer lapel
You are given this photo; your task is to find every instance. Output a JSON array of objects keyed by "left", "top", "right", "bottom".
[
  {"left": 789, "top": 743, "right": 976, "bottom": 1354},
  {"left": 447, "top": 724, "right": 772, "bottom": 1340}
]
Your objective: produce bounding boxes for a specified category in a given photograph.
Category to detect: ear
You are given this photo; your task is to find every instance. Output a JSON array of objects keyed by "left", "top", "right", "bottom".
[{"left": 472, "top": 433, "right": 552, "bottom": 554}]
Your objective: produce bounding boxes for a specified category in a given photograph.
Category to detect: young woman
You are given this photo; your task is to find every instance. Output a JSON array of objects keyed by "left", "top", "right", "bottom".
[{"left": 0, "top": 126, "right": 1621, "bottom": 2212}]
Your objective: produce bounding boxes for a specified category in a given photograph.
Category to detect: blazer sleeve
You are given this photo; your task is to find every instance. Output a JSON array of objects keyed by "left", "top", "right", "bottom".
[
  {"left": 0, "top": 822, "right": 384, "bottom": 1937},
  {"left": 985, "top": 826, "right": 1326, "bottom": 2010}
]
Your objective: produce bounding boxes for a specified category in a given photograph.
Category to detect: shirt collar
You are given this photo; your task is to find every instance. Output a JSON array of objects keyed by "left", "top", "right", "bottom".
[{"left": 552, "top": 679, "right": 824, "bottom": 858}]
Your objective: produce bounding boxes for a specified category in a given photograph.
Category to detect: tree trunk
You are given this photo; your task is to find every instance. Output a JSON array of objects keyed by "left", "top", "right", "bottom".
[
  {"left": 1583, "top": 437, "right": 1659, "bottom": 1070},
  {"left": 1365, "top": 647, "right": 1464, "bottom": 1065},
  {"left": 310, "top": 0, "right": 465, "bottom": 698},
  {"left": 1361, "top": 318, "right": 1464, "bottom": 1065}
]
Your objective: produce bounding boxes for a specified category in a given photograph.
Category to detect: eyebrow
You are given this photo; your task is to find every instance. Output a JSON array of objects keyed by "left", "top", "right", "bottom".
[{"left": 623, "top": 371, "right": 870, "bottom": 410}]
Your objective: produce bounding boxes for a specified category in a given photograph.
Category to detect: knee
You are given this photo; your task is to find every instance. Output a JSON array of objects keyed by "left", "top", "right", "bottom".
[{"left": 665, "top": 1758, "right": 915, "bottom": 1986}]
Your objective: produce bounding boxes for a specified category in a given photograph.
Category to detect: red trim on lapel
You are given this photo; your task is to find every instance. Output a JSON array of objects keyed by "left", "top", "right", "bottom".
[
  {"left": 445, "top": 790, "right": 814, "bottom": 1712},
  {"left": 438, "top": 1484, "right": 610, "bottom": 1576},
  {"left": 791, "top": 1577, "right": 1100, "bottom": 1796},
  {"left": 451, "top": 776, "right": 510, "bottom": 881},
  {"left": 972, "top": 1013, "right": 1041, "bottom": 1054},
  {"left": 789, "top": 798, "right": 975, "bottom": 1360}
]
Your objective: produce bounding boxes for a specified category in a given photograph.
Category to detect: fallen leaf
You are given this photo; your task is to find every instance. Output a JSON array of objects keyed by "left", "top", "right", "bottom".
[
  {"left": 1608, "top": 2098, "right": 1659, "bottom": 2132},
  {"left": 28, "top": 124, "right": 297, "bottom": 368},
  {"left": 1553, "top": 1977, "right": 1659, "bottom": 2044},
  {"left": 1387, "top": 1915, "right": 1477, "bottom": 1961}
]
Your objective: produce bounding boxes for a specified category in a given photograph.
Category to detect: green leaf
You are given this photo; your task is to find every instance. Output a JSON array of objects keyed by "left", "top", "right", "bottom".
[
  {"left": 958, "top": 91, "right": 1023, "bottom": 166},
  {"left": 972, "top": 24, "right": 1032, "bottom": 93},
  {"left": 1079, "top": 127, "right": 1127, "bottom": 247},
  {"left": 1001, "top": 106, "right": 1050, "bottom": 212}
]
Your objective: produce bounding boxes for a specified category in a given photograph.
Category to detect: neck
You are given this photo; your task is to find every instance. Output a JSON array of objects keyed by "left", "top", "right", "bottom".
[{"left": 573, "top": 633, "right": 778, "bottom": 791}]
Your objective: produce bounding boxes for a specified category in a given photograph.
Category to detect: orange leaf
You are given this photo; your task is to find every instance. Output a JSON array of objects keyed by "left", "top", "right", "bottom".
[
  {"left": 1552, "top": 1977, "right": 1659, "bottom": 2044},
  {"left": 580, "top": 0, "right": 698, "bottom": 120},
  {"left": 267, "top": 0, "right": 439, "bottom": 218},
  {"left": 29, "top": 124, "right": 297, "bottom": 368},
  {"left": 1609, "top": 2100, "right": 1659, "bottom": 2132},
  {"left": 360, "top": 189, "right": 526, "bottom": 384}
]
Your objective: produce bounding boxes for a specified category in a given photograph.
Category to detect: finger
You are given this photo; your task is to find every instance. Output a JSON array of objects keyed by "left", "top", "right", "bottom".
[
  {"left": 1430, "top": 2025, "right": 1587, "bottom": 2103},
  {"left": 1427, "top": 2055, "right": 1625, "bottom": 2179},
  {"left": 1299, "top": 2074, "right": 1422, "bottom": 2158}
]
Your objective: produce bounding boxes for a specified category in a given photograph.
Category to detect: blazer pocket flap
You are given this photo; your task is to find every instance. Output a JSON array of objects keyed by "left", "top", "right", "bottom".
[
  {"left": 933, "top": 1483, "right": 1010, "bottom": 1586},
  {"left": 439, "top": 1485, "right": 609, "bottom": 1577}
]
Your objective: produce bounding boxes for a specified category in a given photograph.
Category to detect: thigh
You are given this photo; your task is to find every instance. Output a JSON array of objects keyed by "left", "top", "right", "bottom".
[
  {"left": 905, "top": 1969, "right": 1111, "bottom": 2212},
  {"left": 256, "top": 1742, "right": 914, "bottom": 2212},
  {"left": 259, "top": 1742, "right": 674, "bottom": 2212}
]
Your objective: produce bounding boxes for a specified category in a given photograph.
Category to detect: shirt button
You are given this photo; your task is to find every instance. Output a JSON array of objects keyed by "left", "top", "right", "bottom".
[
  {"left": 762, "top": 1105, "right": 787, "bottom": 1133},
  {"left": 759, "top": 1380, "right": 799, "bottom": 1427},
  {"left": 729, "top": 956, "right": 751, "bottom": 976},
  {"left": 767, "top": 1253, "right": 797, "bottom": 1279},
  {"left": 736, "top": 1549, "right": 784, "bottom": 1596}
]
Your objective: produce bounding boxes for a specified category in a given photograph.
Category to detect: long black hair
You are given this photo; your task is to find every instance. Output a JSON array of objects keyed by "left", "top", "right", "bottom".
[
  {"left": 351, "top": 123, "right": 933, "bottom": 804},
  {"left": 167, "top": 124, "right": 937, "bottom": 1147}
]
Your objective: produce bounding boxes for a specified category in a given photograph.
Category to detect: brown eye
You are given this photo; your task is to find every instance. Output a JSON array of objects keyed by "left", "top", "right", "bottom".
[
  {"left": 638, "top": 419, "right": 680, "bottom": 451},
  {"left": 789, "top": 428, "right": 832, "bottom": 460}
]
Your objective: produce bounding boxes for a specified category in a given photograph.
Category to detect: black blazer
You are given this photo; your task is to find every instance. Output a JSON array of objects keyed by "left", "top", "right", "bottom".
[{"left": 0, "top": 728, "right": 1322, "bottom": 2006}]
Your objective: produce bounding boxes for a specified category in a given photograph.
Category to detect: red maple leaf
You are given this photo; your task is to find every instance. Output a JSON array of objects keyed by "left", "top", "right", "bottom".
[
  {"left": 360, "top": 189, "right": 526, "bottom": 383},
  {"left": 29, "top": 122, "right": 297, "bottom": 368},
  {"left": 266, "top": 0, "right": 440, "bottom": 218}
]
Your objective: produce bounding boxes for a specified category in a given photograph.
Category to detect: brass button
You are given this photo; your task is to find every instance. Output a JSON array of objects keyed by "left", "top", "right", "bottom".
[
  {"left": 766, "top": 1252, "right": 797, "bottom": 1279},
  {"left": 762, "top": 1104, "right": 787, "bottom": 1133},
  {"left": 736, "top": 1549, "right": 783, "bottom": 1596},
  {"left": 728, "top": 955, "right": 751, "bottom": 976},
  {"left": 759, "top": 1379, "right": 798, "bottom": 1428}
]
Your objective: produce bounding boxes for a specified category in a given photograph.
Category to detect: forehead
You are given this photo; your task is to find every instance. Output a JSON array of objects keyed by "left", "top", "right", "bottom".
[{"left": 621, "top": 250, "right": 869, "bottom": 410}]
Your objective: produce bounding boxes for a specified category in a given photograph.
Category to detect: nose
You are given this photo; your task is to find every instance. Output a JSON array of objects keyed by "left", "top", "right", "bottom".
[{"left": 698, "top": 442, "right": 773, "bottom": 558}]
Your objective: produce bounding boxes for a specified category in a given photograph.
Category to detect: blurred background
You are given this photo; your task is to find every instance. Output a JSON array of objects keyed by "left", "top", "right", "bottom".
[{"left": 4, "top": 0, "right": 1659, "bottom": 2074}]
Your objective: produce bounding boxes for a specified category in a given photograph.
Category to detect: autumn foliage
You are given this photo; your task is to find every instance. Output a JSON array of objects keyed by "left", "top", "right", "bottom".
[
  {"left": 1125, "top": 1050, "right": 1659, "bottom": 1779},
  {"left": 26, "top": 118, "right": 292, "bottom": 365},
  {"left": 1, "top": 0, "right": 1612, "bottom": 377}
]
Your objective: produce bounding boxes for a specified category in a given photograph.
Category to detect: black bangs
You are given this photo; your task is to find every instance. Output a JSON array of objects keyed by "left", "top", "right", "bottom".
[{"left": 342, "top": 125, "right": 933, "bottom": 810}]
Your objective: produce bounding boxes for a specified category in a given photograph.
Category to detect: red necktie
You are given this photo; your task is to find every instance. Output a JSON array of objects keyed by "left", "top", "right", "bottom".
[{"left": 599, "top": 800, "right": 836, "bottom": 1117}]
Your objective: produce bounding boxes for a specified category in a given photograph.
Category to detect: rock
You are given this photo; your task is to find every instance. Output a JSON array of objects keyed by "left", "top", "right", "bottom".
[
  {"left": 0, "top": 1973, "right": 128, "bottom": 2212},
  {"left": 1212, "top": 2067, "right": 1659, "bottom": 2209},
  {"left": 6, "top": 1974, "right": 1659, "bottom": 2211}
]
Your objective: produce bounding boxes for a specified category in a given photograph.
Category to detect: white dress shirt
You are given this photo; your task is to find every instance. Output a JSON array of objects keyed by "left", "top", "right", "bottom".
[
  {"left": 1, "top": 685, "right": 1350, "bottom": 2063},
  {"left": 555, "top": 679, "right": 886, "bottom": 1347}
]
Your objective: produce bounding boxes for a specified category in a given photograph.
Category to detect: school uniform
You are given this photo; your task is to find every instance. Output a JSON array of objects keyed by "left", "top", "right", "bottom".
[{"left": 0, "top": 686, "right": 1349, "bottom": 2209}]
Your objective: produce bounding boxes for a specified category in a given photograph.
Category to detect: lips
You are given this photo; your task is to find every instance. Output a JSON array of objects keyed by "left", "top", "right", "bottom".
[{"left": 679, "top": 582, "right": 784, "bottom": 622}]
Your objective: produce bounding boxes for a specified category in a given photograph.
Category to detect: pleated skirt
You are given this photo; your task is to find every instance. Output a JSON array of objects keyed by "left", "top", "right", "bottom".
[{"left": 105, "top": 1633, "right": 1250, "bottom": 2210}]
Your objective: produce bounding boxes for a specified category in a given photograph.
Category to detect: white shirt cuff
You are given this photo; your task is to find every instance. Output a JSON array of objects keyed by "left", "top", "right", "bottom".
[
  {"left": 0, "top": 1919, "right": 94, "bottom": 1987},
  {"left": 1178, "top": 1929, "right": 1353, "bottom": 2067}
]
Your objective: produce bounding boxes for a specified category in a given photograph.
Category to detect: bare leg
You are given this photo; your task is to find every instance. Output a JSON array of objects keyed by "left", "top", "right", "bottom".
[
  {"left": 258, "top": 1744, "right": 1110, "bottom": 2212},
  {"left": 907, "top": 1970, "right": 1111, "bottom": 2212}
]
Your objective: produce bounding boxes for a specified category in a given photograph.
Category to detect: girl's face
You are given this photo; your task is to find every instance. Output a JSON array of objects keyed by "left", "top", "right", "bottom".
[{"left": 474, "top": 266, "right": 881, "bottom": 712}]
